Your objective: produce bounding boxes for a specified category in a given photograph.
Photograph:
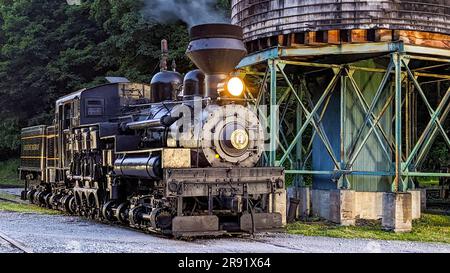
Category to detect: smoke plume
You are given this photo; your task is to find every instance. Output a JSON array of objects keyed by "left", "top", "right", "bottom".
[{"left": 142, "top": 0, "right": 230, "bottom": 27}]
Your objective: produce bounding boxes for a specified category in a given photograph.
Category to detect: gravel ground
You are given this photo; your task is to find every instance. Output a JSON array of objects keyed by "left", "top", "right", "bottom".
[
  {"left": 1, "top": 188, "right": 449, "bottom": 253},
  {"left": 0, "top": 210, "right": 449, "bottom": 253},
  {"left": 0, "top": 188, "right": 22, "bottom": 196}
]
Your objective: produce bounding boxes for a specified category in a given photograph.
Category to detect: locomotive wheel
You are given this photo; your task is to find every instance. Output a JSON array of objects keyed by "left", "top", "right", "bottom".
[
  {"left": 49, "top": 194, "right": 59, "bottom": 209},
  {"left": 20, "top": 190, "right": 27, "bottom": 200},
  {"left": 44, "top": 193, "right": 53, "bottom": 208},
  {"left": 26, "top": 190, "right": 36, "bottom": 203},
  {"left": 68, "top": 196, "right": 76, "bottom": 214},
  {"left": 150, "top": 208, "right": 173, "bottom": 231},
  {"left": 115, "top": 202, "right": 129, "bottom": 224},
  {"left": 129, "top": 205, "right": 146, "bottom": 226},
  {"left": 102, "top": 201, "right": 116, "bottom": 222},
  {"left": 34, "top": 191, "right": 46, "bottom": 206},
  {"left": 31, "top": 191, "right": 40, "bottom": 204},
  {"left": 60, "top": 196, "right": 68, "bottom": 211},
  {"left": 63, "top": 195, "right": 76, "bottom": 214}
]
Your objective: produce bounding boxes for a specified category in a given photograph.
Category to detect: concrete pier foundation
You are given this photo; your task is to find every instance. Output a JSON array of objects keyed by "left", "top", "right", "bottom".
[
  {"left": 329, "top": 190, "right": 355, "bottom": 225},
  {"left": 306, "top": 189, "right": 419, "bottom": 230},
  {"left": 382, "top": 193, "right": 413, "bottom": 232},
  {"left": 409, "top": 190, "right": 421, "bottom": 220},
  {"left": 310, "top": 189, "right": 355, "bottom": 225}
]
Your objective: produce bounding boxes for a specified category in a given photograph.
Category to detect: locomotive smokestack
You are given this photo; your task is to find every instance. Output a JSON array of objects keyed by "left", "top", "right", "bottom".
[{"left": 186, "top": 24, "right": 247, "bottom": 99}]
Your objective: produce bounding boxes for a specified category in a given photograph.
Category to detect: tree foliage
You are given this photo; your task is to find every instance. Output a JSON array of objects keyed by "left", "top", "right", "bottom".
[
  {"left": 0, "top": 0, "right": 202, "bottom": 157},
  {"left": 0, "top": 0, "right": 446, "bottom": 172}
]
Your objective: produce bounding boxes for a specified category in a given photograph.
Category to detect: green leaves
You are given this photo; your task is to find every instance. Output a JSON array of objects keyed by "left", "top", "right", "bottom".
[{"left": 0, "top": 0, "right": 226, "bottom": 155}]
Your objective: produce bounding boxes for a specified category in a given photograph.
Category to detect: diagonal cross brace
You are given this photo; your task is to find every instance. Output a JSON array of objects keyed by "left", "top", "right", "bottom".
[
  {"left": 346, "top": 69, "right": 392, "bottom": 161},
  {"left": 303, "top": 85, "right": 342, "bottom": 169},
  {"left": 348, "top": 92, "right": 395, "bottom": 168},
  {"left": 245, "top": 88, "right": 295, "bottom": 165},
  {"left": 277, "top": 64, "right": 341, "bottom": 168},
  {"left": 278, "top": 68, "right": 342, "bottom": 166},
  {"left": 415, "top": 100, "right": 450, "bottom": 169},
  {"left": 304, "top": 86, "right": 334, "bottom": 156},
  {"left": 403, "top": 86, "right": 450, "bottom": 171},
  {"left": 403, "top": 62, "right": 450, "bottom": 150},
  {"left": 345, "top": 61, "right": 394, "bottom": 166}
]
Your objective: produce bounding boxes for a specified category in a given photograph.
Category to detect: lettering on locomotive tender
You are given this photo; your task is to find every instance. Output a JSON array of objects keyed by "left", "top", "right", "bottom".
[
  {"left": 23, "top": 144, "right": 40, "bottom": 151},
  {"left": 18, "top": 23, "right": 286, "bottom": 238}
]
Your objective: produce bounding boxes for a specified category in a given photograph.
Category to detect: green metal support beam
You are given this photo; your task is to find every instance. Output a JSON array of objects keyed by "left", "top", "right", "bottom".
[
  {"left": 238, "top": 42, "right": 449, "bottom": 191},
  {"left": 278, "top": 69, "right": 342, "bottom": 166},
  {"left": 394, "top": 52, "right": 403, "bottom": 192},
  {"left": 269, "top": 59, "right": 278, "bottom": 166}
]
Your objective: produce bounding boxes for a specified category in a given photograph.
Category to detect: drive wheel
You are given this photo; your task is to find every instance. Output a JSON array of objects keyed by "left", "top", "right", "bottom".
[
  {"left": 102, "top": 201, "right": 116, "bottom": 222},
  {"left": 150, "top": 208, "right": 174, "bottom": 231},
  {"left": 115, "top": 202, "right": 129, "bottom": 224},
  {"left": 27, "top": 190, "right": 36, "bottom": 203},
  {"left": 44, "top": 193, "right": 53, "bottom": 208},
  {"left": 63, "top": 195, "right": 76, "bottom": 214},
  {"left": 129, "top": 205, "right": 146, "bottom": 226}
]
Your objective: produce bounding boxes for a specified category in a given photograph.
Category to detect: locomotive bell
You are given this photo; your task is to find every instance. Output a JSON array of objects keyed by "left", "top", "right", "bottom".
[
  {"left": 150, "top": 38, "right": 183, "bottom": 103},
  {"left": 186, "top": 24, "right": 247, "bottom": 99}
]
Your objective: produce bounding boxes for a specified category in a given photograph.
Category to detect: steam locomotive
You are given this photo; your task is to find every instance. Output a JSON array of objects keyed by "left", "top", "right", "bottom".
[{"left": 18, "top": 24, "right": 286, "bottom": 237}]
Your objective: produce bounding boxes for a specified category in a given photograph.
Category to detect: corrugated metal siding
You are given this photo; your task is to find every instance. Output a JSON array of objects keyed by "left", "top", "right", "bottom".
[
  {"left": 311, "top": 60, "right": 392, "bottom": 192},
  {"left": 231, "top": 0, "right": 450, "bottom": 42}
]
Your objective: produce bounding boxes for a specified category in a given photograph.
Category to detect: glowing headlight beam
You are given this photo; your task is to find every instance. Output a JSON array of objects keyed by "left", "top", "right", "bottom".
[{"left": 227, "top": 77, "right": 245, "bottom": 97}]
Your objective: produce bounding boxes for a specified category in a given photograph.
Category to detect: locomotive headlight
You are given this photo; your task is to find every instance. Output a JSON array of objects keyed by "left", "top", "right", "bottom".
[
  {"left": 230, "top": 129, "right": 249, "bottom": 150},
  {"left": 227, "top": 77, "right": 245, "bottom": 97}
]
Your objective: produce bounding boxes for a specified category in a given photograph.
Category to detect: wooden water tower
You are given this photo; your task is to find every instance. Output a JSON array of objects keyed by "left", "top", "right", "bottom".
[{"left": 232, "top": 0, "right": 450, "bottom": 230}]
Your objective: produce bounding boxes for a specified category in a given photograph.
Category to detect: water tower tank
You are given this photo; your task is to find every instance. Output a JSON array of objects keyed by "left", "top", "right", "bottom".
[{"left": 232, "top": 0, "right": 450, "bottom": 50}]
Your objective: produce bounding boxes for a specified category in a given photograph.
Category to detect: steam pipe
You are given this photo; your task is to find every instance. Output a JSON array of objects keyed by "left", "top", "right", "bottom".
[
  {"left": 126, "top": 119, "right": 162, "bottom": 130},
  {"left": 126, "top": 115, "right": 180, "bottom": 130},
  {"left": 160, "top": 39, "right": 168, "bottom": 71}
]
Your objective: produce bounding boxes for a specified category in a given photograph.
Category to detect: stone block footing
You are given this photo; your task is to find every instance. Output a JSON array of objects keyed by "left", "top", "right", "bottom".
[{"left": 381, "top": 192, "right": 412, "bottom": 233}]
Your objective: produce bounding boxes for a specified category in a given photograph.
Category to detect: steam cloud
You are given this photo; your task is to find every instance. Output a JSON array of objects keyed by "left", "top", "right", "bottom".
[{"left": 142, "top": 0, "right": 230, "bottom": 27}]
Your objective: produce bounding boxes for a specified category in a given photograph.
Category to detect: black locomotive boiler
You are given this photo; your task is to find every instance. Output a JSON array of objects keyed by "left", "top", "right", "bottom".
[{"left": 18, "top": 24, "right": 286, "bottom": 237}]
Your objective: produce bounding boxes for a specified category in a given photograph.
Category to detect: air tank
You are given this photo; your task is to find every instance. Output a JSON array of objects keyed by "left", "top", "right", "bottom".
[
  {"left": 182, "top": 69, "right": 205, "bottom": 100},
  {"left": 231, "top": 0, "right": 450, "bottom": 42}
]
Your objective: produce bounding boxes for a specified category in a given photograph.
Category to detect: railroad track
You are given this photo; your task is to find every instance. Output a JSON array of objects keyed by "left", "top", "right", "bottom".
[
  {"left": 0, "top": 196, "right": 21, "bottom": 204},
  {"left": 0, "top": 194, "right": 34, "bottom": 253},
  {"left": 0, "top": 231, "right": 33, "bottom": 253}
]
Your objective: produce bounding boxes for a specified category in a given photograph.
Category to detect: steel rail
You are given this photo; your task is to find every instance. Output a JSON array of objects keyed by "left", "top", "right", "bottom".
[{"left": 0, "top": 231, "right": 33, "bottom": 253}]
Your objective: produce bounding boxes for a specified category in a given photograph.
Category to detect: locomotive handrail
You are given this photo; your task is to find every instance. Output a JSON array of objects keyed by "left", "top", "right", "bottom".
[
  {"left": 125, "top": 97, "right": 210, "bottom": 108},
  {"left": 125, "top": 115, "right": 181, "bottom": 130},
  {"left": 114, "top": 148, "right": 162, "bottom": 155}
]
